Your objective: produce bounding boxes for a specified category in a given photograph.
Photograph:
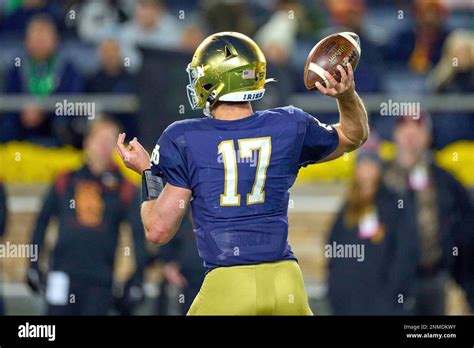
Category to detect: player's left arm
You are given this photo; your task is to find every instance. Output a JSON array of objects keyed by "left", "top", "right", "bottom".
[
  {"left": 116, "top": 134, "right": 192, "bottom": 245},
  {"left": 315, "top": 64, "right": 369, "bottom": 162}
]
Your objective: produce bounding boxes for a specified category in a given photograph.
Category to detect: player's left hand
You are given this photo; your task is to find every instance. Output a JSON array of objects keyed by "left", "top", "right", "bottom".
[
  {"left": 315, "top": 64, "right": 355, "bottom": 99},
  {"left": 116, "top": 133, "right": 151, "bottom": 174}
]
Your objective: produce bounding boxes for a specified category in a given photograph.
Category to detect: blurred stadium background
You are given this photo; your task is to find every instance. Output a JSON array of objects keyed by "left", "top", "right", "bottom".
[{"left": 0, "top": 0, "right": 473, "bottom": 315}]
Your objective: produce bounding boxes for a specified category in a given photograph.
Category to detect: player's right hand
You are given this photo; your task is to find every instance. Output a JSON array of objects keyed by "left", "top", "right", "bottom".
[
  {"left": 116, "top": 133, "right": 151, "bottom": 175},
  {"left": 315, "top": 64, "right": 355, "bottom": 99}
]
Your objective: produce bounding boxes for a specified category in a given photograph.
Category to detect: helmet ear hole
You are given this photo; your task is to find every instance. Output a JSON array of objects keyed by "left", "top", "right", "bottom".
[{"left": 203, "top": 83, "right": 213, "bottom": 91}]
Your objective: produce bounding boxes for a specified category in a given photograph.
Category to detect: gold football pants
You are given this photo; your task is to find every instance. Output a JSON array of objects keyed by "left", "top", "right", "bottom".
[{"left": 188, "top": 260, "right": 313, "bottom": 315}]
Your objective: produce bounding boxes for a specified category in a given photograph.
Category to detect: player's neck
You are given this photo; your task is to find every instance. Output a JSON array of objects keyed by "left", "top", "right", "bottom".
[{"left": 211, "top": 102, "right": 254, "bottom": 121}]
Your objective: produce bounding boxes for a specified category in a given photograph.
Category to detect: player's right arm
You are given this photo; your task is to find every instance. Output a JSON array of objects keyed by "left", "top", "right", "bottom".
[
  {"left": 297, "top": 65, "right": 368, "bottom": 168},
  {"left": 314, "top": 64, "right": 369, "bottom": 162},
  {"left": 116, "top": 133, "right": 192, "bottom": 246}
]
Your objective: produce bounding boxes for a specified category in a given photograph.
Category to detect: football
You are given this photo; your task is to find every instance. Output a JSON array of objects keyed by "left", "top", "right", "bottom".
[{"left": 303, "top": 32, "right": 361, "bottom": 91}]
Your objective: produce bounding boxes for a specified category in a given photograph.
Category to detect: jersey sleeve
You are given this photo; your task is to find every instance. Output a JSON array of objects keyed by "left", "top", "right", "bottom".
[
  {"left": 151, "top": 131, "right": 191, "bottom": 189},
  {"left": 298, "top": 111, "right": 339, "bottom": 166}
]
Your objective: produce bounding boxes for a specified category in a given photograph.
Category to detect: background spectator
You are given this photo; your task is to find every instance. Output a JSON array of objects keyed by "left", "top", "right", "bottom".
[
  {"left": 113, "top": 0, "right": 184, "bottom": 71},
  {"left": 201, "top": 0, "right": 256, "bottom": 36},
  {"left": 5, "top": 14, "right": 83, "bottom": 94},
  {"left": 77, "top": 0, "right": 131, "bottom": 43},
  {"left": 26, "top": 119, "right": 147, "bottom": 315},
  {"left": 429, "top": 29, "right": 474, "bottom": 93},
  {"left": 328, "top": 139, "right": 419, "bottom": 315},
  {"left": 85, "top": 39, "right": 137, "bottom": 136},
  {"left": 384, "top": 114, "right": 474, "bottom": 314},
  {"left": 86, "top": 39, "right": 133, "bottom": 94},
  {"left": 1, "top": 0, "right": 63, "bottom": 36},
  {"left": 1, "top": 14, "right": 84, "bottom": 146},
  {"left": 428, "top": 29, "right": 474, "bottom": 148},
  {"left": 255, "top": 0, "right": 301, "bottom": 67},
  {"left": 388, "top": 0, "right": 449, "bottom": 74}
]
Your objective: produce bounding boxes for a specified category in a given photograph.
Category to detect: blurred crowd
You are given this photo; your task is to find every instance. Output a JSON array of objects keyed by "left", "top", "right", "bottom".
[
  {"left": 0, "top": 0, "right": 473, "bottom": 316},
  {"left": 328, "top": 115, "right": 474, "bottom": 315},
  {"left": 0, "top": 0, "right": 472, "bottom": 148}
]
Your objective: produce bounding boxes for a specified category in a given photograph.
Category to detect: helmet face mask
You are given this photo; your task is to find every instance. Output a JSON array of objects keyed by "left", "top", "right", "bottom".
[
  {"left": 185, "top": 32, "right": 272, "bottom": 117},
  {"left": 186, "top": 64, "right": 204, "bottom": 110}
]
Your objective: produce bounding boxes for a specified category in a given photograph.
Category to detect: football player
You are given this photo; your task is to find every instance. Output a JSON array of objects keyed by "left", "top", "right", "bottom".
[{"left": 116, "top": 32, "right": 369, "bottom": 315}]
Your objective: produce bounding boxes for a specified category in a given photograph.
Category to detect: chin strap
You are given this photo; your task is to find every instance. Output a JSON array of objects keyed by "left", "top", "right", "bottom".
[
  {"left": 203, "top": 101, "right": 213, "bottom": 118},
  {"left": 203, "top": 83, "right": 225, "bottom": 118}
]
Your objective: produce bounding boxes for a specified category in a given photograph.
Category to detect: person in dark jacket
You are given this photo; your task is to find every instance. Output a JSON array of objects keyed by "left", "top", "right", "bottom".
[
  {"left": 0, "top": 182, "right": 7, "bottom": 315},
  {"left": 387, "top": 0, "right": 449, "bottom": 74},
  {"left": 384, "top": 114, "right": 474, "bottom": 314},
  {"left": 26, "top": 118, "right": 147, "bottom": 315},
  {"left": 328, "top": 141, "right": 419, "bottom": 315}
]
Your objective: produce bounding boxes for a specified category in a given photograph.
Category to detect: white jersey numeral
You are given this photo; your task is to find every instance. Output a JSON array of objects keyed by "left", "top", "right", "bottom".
[
  {"left": 218, "top": 140, "right": 240, "bottom": 206},
  {"left": 238, "top": 137, "right": 271, "bottom": 204},
  {"left": 151, "top": 144, "right": 160, "bottom": 165},
  {"left": 218, "top": 137, "right": 272, "bottom": 206}
]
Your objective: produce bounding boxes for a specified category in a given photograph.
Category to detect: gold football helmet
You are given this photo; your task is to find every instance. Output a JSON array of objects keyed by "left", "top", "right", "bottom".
[{"left": 186, "top": 31, "right": 274, "bottom": 117}]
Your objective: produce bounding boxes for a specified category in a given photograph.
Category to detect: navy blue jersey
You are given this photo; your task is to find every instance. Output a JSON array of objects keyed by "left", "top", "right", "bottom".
[{"left": 151, "top": 106, "right": 339, "bottom": 270}]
